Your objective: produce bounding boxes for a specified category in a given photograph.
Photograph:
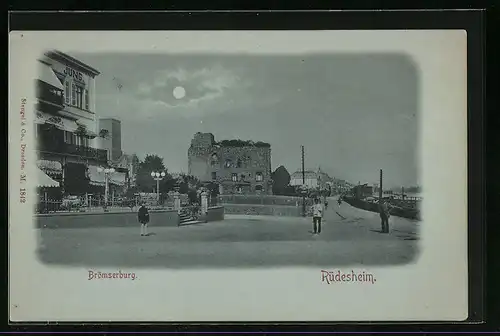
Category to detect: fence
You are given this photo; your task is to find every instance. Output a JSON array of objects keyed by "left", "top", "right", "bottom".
[
  {"left": 35, "top": 193, "right": 219, "bottom": 214},
  {"left": 35, "top": 199, "right": 145, "bottom": 214}
]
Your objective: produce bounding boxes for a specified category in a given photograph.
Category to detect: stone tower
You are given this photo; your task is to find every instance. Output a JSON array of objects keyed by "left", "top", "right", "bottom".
[{"left": 188, "top": 132, "right": 216, "bottom": 182}]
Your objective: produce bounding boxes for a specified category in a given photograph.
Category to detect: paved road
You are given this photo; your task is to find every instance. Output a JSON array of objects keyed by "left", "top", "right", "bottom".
[{"left": 38, "top": 198, "right": 419, "bottom": 268}]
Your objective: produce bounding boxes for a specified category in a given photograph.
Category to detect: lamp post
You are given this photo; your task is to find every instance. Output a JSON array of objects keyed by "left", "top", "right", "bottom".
[
  {"left": 97, "top": 167, "right": 115, "bottom": 211},
  {"left": 151, "top": 171, "right": 166, "bottom": 205}
]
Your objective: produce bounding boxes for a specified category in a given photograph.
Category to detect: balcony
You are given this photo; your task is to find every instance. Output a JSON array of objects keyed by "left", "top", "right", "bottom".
[
  {"left": 36, "top": 80, "right": 64, "bottom": 113},
  {"left": 38, "top": 139, "right": 108, "bottom": 163}
]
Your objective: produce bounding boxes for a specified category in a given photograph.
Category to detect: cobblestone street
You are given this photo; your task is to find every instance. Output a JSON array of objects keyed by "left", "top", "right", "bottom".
[{"left": 38, "top": 200, "right": 419, "bottom": 268}]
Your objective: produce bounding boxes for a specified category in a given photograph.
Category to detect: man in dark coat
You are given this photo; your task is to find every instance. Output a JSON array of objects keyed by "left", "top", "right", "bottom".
[
  {"left": 379, "top": 200, "right": 391, "bottom": 233},
  {"left": 138, "top": 202, "right": 150, "bottom": 236}
]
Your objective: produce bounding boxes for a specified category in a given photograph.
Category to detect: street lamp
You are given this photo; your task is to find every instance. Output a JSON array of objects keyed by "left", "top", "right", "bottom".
[
  {"left": 151, "top": 171, "right": 166, "bottom": 204},
  {"left": 97, "top": 167, "right": 115, "bottom": 210}
]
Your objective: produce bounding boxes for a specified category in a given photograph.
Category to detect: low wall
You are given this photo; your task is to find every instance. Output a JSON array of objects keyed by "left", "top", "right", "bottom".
[
  {"left": 35, "top": 209, "right": 180, "bottom": 229},
  {"left": 223, "top": 204, "right": 302, "bottom": 217},
  {"left": 219, "top": 195, "right": 313, "bottom": 207},
  {"left": 206, "top": 206, "right": 224, "bottom": 222}
]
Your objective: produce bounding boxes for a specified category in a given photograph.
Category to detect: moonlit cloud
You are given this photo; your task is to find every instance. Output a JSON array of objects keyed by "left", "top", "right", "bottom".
[{"left": 135, "top": 65, "right": 245, "bottom": 114}]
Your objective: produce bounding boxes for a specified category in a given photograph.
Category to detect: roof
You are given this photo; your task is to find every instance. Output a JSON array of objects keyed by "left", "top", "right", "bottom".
[
  {"left": 99, "top": 118, "right": 122, "bottom": 123},
  {"left": 290, "top": 171, "right": 318, "bottom": 178},
  {"left": 45, "top": 50, "right": 101, "bottom": 77}
]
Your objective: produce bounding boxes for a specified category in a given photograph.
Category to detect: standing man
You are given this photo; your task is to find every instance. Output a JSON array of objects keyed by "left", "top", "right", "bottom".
[
  {"left": 311, "top": 198, "right": 324, "bottom": 235},
  {"left": 138, "top": 202, "right": 150, "bottom": 236},
  {"left": 379, "top": 200, "right": 390, "bottom": 233}
]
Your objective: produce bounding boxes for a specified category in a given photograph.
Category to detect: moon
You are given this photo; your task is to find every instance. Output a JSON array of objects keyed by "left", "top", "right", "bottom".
[{"left": 173, "top": 86, "right": 186, "bottom": 99}]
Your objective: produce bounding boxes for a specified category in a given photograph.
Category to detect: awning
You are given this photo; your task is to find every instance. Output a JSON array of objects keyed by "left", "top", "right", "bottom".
[
  {"left": 37, "top": 167, "right": 60, "bottom": 188},
  {"left": 88, "top": 165, "right": 106, "bottom": 186},
  {"left": 38, "top": 62, "right": 64, "bottom": 90},
  {"left": 88, "top": 166, "right": 126, "bottom": 187},
  {"left": 110, "top": 172, "right": 127, "bottom": 186},
  {"left": 37, "top": 159, "right": 62, "bottom": 174},
  {"left": 35, "top": 111, "right": 79, "bottom": 132},
  {"left": 109, "top": 153, "right": 129, "bottom": 169}
]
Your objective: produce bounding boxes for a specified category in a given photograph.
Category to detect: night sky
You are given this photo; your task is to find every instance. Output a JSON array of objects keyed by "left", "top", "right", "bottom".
[{"left": 73, "top": 52, "right": 419, "bottom": 188}]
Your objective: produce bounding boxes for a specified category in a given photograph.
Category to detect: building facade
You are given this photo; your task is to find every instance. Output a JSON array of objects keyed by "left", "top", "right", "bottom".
[
  {"left": 188, "top": 133, "right": 273, "bottom": 195},
  {"left": 290, "top": 168, "right": 333, "bottom": 190},
  {"left": 35, "top": 50, "right": 109, "bottom": 196},
  {"left": 290, "top": 170, "right": 320, "bottom": 189},
  {"left": 98, "top": 118, "right": 122, "bottom": 161}
]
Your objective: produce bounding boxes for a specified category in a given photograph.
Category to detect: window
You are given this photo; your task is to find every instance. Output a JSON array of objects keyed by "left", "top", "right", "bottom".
[
  {"left": 240, "top": 174, "right": 245, "bottom": 181},
  {"left": 75, "top": 86, "right": 83, "bottom": 109},
  {"left": 64, "top": 131, "right": 78, "bottom": 145},
  {"left": 255, "top": 185, "right": 263, "bottom": 191},
  {"left": 256, "top": 172, "right": 263, "bottom": 182},
  {"left": 71, "top": 83, "right": 76, "bottom": 106},
  {"left": 210, "top": 153, "right": 219, "bottom": 167},
  {"left": 64, "top": 81, "right": 70, "bottom": 104},
  {"left": 81, "top": 137, "right": 89, "bottom": 147},
  {"left": 84, "top": 89, "right": 89, "bottom": 110},
  {"left": 236, "top": 159, "right": 242, "bottom": 168},
  {"left": 211, "top": 172, "right": 217, "bottom": 180},
  {"left": 224, "top": 159, "right": 233, "bottom": 168},
  {"left": 231, "top": 173, "right": 238, "bottom": 182}
]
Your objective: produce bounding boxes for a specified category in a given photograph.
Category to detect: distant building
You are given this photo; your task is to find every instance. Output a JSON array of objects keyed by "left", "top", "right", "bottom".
[
  {"left": 350, "top": 184, "right": 373, "bottom": 199},
  {"left": 290, "top": 170, "right": 319, "bottom": 189},
  {"left": 290, "top": 167, "right": 333, "bottom": 189},
  {"left": 316, "top": 167, "right": 333, "bottom": 189},
  {"left": 188, "top": 132, "right": 272, "bottom": 195},
  {"left": 98, "top": 118, "right": 122, "bottom": 161}
]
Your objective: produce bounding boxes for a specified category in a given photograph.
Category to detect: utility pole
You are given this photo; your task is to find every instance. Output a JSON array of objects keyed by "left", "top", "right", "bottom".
[
  {"left": 379, "top": 169, "right": 383, "bottom": 202},
  {"left": 379, "top": 168, "right": 388, "bottom": 233},
  {"left": 301, "top": 145, "right": 306, "bottom": 217}
]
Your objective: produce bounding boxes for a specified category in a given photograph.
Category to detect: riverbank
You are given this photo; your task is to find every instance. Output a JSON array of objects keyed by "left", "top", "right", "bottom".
[{"left": 342, "top": 196, "right": 421, "bottom": 220}]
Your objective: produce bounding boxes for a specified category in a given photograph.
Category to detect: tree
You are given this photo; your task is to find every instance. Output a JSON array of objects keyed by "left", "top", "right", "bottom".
[
  {"left": 217, "top": 139, "right": 271, "bottom": 148},
  {"left": 271, "top": 165, "right": 291, "bottom": 195},
  {"left": 99, "top": 128, "right": 110, "bottom": 139},
  {"left": 178, "top": 174, "right": 202, "bottom": 194},
  {"left": 135, "top": 154, "right": 171, "bottom": 193},
  {"left": 176, "top": 174, "right": 202, "bottom": 204},
  {"left": 75, "top": 124, "right": 89, "bottom": 138},
  {"left": 131, "top": 154, "right": 140, "bottom": 171}
]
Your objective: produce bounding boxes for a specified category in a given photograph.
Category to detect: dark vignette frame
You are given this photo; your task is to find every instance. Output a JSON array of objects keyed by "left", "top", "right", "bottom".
[{"left": 6, "top": 10, "right": 486, "bottom": 333}]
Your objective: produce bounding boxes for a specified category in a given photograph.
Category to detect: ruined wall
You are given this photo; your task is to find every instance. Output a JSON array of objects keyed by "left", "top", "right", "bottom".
[
  {"left": 211, "top": 146, "right": 272, "bottom": 195},
  {"left": 188, "top": 133, "right": 273, "bottom": 195}
]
